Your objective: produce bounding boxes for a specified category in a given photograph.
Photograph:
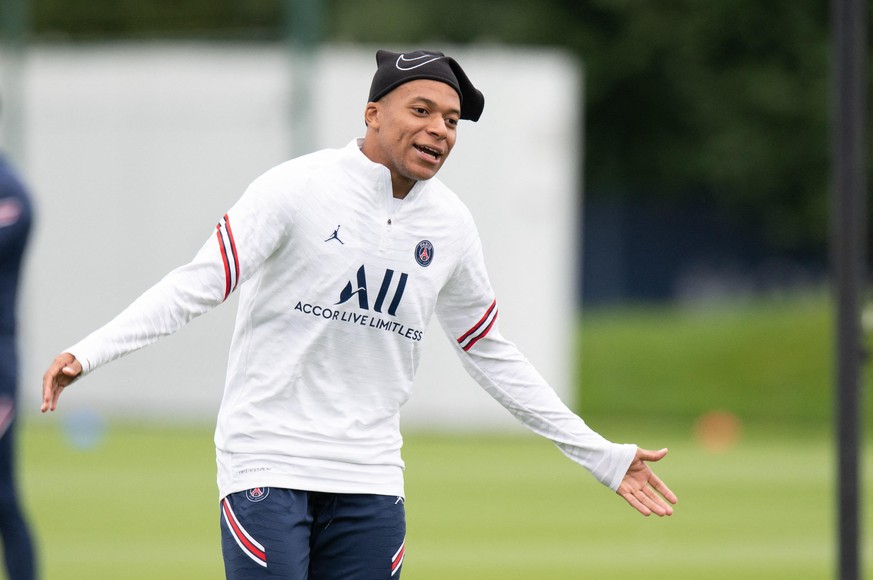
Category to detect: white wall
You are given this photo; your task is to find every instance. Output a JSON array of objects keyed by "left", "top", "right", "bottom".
[{"left": 12, "top": 43, "right": 581, "bottom": 430}]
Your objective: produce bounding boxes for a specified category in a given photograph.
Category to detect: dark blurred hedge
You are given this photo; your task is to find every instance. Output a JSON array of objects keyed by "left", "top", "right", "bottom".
[{"left": 31, "top": 0, "right": 283, "bottom": 40}]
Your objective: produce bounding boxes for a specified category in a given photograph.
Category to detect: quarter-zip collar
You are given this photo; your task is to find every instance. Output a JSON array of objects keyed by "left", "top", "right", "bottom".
[{"left": 349, "top": 139, "right": 429, "bottom": 211}]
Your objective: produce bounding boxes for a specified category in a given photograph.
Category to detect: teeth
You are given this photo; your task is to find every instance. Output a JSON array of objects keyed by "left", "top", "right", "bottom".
[{"left": 417, "top": 145, "right": 440, "bottom": 158}]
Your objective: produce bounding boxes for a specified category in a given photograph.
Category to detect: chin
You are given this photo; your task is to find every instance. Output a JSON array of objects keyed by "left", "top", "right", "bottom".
[
  {"left": 414, "top": 164, "right": 444, "bottom": 181},
  {"left": 400, "top": 169, "right": 435, "bottom": 183}
]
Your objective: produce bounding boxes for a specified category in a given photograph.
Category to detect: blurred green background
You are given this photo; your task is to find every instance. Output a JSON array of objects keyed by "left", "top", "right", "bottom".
[{"left": 6, "top": 0, "right": 873, "bottom": 578}]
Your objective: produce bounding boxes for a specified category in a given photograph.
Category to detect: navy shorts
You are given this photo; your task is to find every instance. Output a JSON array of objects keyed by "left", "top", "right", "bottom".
[{"left": 220, "top": 488, "right": 406, "bottom": 579}]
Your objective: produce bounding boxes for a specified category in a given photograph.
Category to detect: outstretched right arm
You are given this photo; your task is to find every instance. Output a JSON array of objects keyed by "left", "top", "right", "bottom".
[
  {"left": 38, "top": 169, "right": 296, "bottom": 412},
  {"left": 40, "top": 353, "right": 83, "bottom": 413}
]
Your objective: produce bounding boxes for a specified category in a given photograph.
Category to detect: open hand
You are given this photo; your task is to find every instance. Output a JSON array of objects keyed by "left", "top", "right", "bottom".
[
  {"left": 41, "top": 353, "right": 83, "bottom": 413},
  {"left": 617, "top": 447, "right": 678, "bottom": 516}
]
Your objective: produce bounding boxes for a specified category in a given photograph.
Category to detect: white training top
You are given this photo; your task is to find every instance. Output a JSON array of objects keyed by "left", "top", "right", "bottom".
[{"left": 67, "top": 139, "right": 636, "bottom": 499}]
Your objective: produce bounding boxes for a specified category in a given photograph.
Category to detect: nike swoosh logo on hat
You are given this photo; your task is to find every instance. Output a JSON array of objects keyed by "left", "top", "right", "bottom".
[{"left": 395, "top": 53, "right": 444, "bottom": 71}]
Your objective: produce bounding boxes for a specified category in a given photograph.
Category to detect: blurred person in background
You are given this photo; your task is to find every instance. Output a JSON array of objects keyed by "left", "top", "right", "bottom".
[
  {"left": 41, "top": 50, "right": 675, "bottom": 579},
  {"left": 0, "top": 96, "right": 37, "bottom": 580}
]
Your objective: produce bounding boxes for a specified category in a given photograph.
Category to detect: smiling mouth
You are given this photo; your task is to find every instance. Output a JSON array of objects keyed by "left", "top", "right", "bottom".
[{"left": 414, "top": 144, "right": 443, "bottom": 162}]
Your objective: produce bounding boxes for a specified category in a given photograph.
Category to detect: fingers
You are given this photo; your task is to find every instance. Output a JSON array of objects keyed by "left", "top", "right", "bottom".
[
  {"left": 618, "top": 446, "right": 678, "bottom": 517},
  {"left": 40, "top": 353, "right": 82, "bottom": 413},
  {"left": 621, "top": 490, "right": 654, "bottom": 516},
  {"left": 642, "top": 482, "right": 674, "bottom": 516},
  {"left": 621, "top": 484, "right": 674, "bottom": 517},
  {"left": 648, "top": 471, "right": 679, "bottom": 506},
  {"left": 40, "top": 362, "right": 62, "bottom": 413}
]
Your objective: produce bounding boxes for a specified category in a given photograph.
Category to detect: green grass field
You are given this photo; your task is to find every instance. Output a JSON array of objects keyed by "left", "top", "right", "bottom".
[
  {"left": 577, "top": 293, "right": 844, "bottom": 424},
  {"left": 18, "top": 294, "right": 873, "bottom": 578},
  {"left": 18, "top": 421, "right": 873, "bottom": 579}
]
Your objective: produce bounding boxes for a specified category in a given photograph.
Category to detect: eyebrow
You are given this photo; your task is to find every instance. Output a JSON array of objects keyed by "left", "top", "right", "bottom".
[{"left": 411, "top": 96, "right": 461, "bottom": 118}]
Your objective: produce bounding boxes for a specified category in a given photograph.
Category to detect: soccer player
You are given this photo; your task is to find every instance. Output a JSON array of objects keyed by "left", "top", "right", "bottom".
[
  {"left": 0, "top": 103, "right": 37, "bottom": 580},
  {"left": 41, "top": 49, "right": 677, "bottom": 579}
]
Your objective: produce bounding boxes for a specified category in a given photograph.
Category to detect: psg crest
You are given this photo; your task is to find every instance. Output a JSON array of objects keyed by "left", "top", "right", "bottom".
[
  {"left": 414, "top": 240, "right": 434, "bottom": 267},
  {"left": 245, "top": 487, "right": 270, "bottom": 502}
]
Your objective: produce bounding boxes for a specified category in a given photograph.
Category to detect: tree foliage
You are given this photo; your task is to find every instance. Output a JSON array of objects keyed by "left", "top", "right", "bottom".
[
  {"left": 27, "top": 0, "right": 870, "bottom": 252},
  {"left": 328, "top": 0, "right": 841, "bottom": 252}
]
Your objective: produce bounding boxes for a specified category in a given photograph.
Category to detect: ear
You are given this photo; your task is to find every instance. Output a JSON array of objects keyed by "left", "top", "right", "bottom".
[{"left": 364, "top": 102, "right": 380, "bottom": 128}]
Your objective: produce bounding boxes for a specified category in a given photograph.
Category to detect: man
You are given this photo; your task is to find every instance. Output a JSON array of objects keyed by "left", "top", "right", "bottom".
[
  {"left": 0, "top": 108, "right": 37, "bottom": 579},
  {"left": 42, "top": 49, "right": 676, "bottom": 579}
]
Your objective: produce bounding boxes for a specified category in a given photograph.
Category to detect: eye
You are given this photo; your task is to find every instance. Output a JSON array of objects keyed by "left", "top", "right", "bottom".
[
  {"left": 446, "top": 117, "right": 459, "bottom": 128},
  {"left": 412, "top": 107, "right": 428, "bottom": 116}
]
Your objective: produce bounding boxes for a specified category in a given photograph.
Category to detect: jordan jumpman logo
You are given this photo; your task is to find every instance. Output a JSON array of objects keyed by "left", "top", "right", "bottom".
[{"left": 325, "top": 225, "right": 344, "bottom": 245}]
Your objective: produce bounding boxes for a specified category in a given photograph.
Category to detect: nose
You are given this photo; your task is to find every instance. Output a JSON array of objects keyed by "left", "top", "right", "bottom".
[{"left": 427, "top": 116, "right": 448, "bottom": 139}]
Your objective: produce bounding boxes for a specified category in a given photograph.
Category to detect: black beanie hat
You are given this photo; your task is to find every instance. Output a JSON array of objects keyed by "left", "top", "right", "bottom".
[{"left": 368, "top": 49, "right": 485, "bottom": 122}]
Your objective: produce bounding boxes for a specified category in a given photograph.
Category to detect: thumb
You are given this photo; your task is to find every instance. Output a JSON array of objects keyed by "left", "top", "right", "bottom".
[
  {"left": 61, "top": 360, "right": 83, "bottom": 377},
  {"left": 636, "top": 447, "right": 669, "bottom": 462}
]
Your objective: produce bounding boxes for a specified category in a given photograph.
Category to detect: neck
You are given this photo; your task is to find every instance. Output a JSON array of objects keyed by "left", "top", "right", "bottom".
[
  {"left": 392, "top": 174, "right": 415, "bottom": 199},
  {"left": 359, "top": 135, "right": 415, "bottom": 199}
]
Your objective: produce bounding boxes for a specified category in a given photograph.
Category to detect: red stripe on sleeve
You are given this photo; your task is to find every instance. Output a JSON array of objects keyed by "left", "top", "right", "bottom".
[
  {"left": 457, "top": 299, "right": 497, "bottom": 344},
  {"left": 461, "top": 311, "right": 498, "bottom": 352},
  {"left": 222, "top": 214, "right": 240, "bottom": 286},
  {"left": 216, "top": 228, "right": 232, "bottom": 300}
]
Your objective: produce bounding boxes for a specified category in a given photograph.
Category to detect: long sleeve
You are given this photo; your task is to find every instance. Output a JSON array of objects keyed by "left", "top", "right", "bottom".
[
  {"left": 66, "top": 234, "right": 229, "bottom": 373},
  {"left": 67, "top": 172, "right": 295, "bottom": 374},
  {"left": 435, "top": 234, "right": 636, "bottom": 491}
]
